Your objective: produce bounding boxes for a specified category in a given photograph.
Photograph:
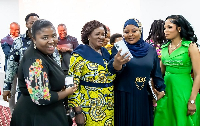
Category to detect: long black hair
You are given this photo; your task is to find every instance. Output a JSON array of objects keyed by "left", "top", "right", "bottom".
[
  {"left": 146, "top": 19, "right": 166, "bottom": 47},
  {"left": 166, "top": 15, "right": 197, "bottom": 43}
]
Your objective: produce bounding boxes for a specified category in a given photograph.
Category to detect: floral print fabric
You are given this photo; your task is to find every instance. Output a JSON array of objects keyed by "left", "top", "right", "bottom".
[{"left": 25, "top": 59, "right": 51, "bottom": 105}]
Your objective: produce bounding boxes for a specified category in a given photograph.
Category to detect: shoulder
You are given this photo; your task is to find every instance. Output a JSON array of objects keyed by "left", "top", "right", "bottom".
[
  {"left": 13, "top": 36, "right": 22, "bottom": 44},
  {"left": 67, "top": 35, "right": 78, "bottom": 42},
  {"left": 161, "top": 41, "right": 170, "bottom": 49}
]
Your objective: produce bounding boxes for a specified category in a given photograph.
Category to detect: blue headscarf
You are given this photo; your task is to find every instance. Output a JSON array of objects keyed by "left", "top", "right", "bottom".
[{"left": 123, "top": 18, "right": 149, "bottom": 57}]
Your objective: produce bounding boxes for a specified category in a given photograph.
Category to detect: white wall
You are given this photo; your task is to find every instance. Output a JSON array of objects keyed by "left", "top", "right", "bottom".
[
  {"left": 0, "top": 0, "right": 19, "bottom": 39},
  {"left": 18, "top": 0, "right": 141, "bottom": 43},
  {"left": 1, "top": 0, "right": 200, "bottom": 43},
  {"left": 140, "top": 0, "right": 200, "bottom": 44}
]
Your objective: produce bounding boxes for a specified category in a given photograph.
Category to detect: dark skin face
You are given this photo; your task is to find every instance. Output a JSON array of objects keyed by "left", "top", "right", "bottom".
[
  {"left": 123, "top": 25, "right": 141, "bottom": 44},
  {"left": 57, "top": 25, "right": 67, "bottom": 40},
  {"left": 33, "top": 26, "right": 58, "bottom": 55},
  {"left": 164, "top": 19, "right": 181, "bottom": 40},
  {"left": 88, "top": 26, "right": 105, "bottom": 50},
  {"left": 10, "top": 23, "right": 20, "bottom": 37},
  {"left": 26, "top": 16, "right": 39, "bottom": 31}
]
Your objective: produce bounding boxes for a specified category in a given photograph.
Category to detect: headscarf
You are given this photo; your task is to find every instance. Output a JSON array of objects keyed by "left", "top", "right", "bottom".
[{"left": 123, "top": 18, "right": 149, "bottom": 57}]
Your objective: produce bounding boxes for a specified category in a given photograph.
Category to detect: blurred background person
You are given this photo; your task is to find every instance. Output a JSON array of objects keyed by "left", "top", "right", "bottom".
[
  {"left": 1, "top": 22, "right": 20, "bottom": 71},
  {"left": 102, "top": 26, "right": 110, "bottom": 47},
  {"left": 57, "top": 24, "right": 79, "bottom": 75},
  {"left": 145, "top": 19, "right": 166, "bottom": 107},
  {"left": 10, "top": 19, "right": 77, "bottom": 126},
  {"left": 105, "top": 33, "right": 122, "bottom": 54},
  {"left": 1, "top": 22, "right": 20, "bottom": 113},
  {"left": 145, "top": 19, "right": 166, "bottom": 59}
]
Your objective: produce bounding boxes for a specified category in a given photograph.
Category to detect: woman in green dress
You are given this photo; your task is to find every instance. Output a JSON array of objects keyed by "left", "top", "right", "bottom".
[{"left": 154, "top": 15, "right": 200, "bottom": 126}]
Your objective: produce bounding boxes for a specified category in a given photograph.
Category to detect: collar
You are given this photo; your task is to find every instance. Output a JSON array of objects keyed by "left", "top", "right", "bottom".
[
  {"left": 161, "top": 39, "right": 192, "bottom": 49},
  {"left": 73, "top": 44, "right": 110, "bottom": 67}
]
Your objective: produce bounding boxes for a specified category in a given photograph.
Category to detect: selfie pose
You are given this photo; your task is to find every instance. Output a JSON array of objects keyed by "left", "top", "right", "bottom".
[{"left": 113, "top": 18, "right": 166, "bottom": 126}]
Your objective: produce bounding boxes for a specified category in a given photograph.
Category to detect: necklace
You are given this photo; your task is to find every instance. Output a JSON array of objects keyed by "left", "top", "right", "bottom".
[{"left": 170, "top": 40, "right": 182, "bottom": 50}]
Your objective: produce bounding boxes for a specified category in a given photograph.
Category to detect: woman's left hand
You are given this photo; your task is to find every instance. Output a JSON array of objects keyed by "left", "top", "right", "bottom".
[
  {"left": 187, "top": 102, "right": 196, "bottom": 116},
  {"left": 154, "top": 89, "right": 165, "bottom": 100}
]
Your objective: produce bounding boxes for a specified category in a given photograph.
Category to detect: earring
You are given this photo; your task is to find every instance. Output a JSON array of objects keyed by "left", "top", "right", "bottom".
[
  {"left": 88, "top": 38, "right": 90, "bottom": 41},
  {"left": 179, "top": 30, "right": 181, "bottom": 32},
  {"left": 34, "top": 43, "right": 36, "bottom": 49}
]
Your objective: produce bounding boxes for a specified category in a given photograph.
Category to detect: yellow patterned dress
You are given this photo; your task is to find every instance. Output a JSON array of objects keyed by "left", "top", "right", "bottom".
[{"left": 68, "top": 44, "right": 116, "bottom": 126}]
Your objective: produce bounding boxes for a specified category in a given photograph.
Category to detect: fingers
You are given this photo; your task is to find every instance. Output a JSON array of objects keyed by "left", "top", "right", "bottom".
[{"left": 3, "top": 95, "right": 8, "bottom": 102}]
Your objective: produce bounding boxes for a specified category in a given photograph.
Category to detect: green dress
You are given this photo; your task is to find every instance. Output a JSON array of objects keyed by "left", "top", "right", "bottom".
[{"left": 154, "top": 40, "right": 200, "bottom": 126}]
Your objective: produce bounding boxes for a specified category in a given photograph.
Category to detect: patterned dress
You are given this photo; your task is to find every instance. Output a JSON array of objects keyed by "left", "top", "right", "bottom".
[{"left": 68, "top": 44, "right": 116, "bottom": 126}]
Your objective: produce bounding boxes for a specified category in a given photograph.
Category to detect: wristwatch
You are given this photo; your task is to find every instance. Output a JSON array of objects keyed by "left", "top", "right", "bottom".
[{"left": 189, "top": 100, "right": 195, "bottom": 104}]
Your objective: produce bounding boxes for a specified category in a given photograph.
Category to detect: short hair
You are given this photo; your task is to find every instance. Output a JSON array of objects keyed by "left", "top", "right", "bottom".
[
  {"left": 10, "top": 22, "right": 19, "bottom": 27},
  {"left": 110, "top": 33, "right": 122, "bottom": 44},
  {"left": 166, "top": 15, "right": 197, "bottom": 42},
  {"left": 81, "top": 20, "right": 107, "bottom": 44},
  {"left": 57, "top": 24, "right": 66, "bottom": 28},
  {"left": 146, "top": 19, "right": 166, "bottom": 46},
  {"left": 25, "top": 13, "right": 39, "bottom": 23},
  {"left": 32, "top": 19, "right": 54, "bottom": 40}
]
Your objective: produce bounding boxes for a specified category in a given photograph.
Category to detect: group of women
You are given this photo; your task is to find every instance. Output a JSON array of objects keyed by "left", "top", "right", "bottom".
[{"left": 10, "top": 14, "right": 200, "bottom": 126}]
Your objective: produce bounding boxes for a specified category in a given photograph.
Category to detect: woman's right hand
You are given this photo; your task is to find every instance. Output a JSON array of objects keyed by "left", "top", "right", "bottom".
[{"left": 113, "top": 49, "right": 131, "bottom": 70}]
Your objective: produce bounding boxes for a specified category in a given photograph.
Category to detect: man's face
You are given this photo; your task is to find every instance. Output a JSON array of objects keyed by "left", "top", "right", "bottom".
[
  {"left": 26, "top": 16, "right": 39, "bottom": 31},
  {"left": 10, "top": 23, "right": 20, "bottom": 37},
  {"left": 57, "top": 25, "right": 67, "bottom": 39}
]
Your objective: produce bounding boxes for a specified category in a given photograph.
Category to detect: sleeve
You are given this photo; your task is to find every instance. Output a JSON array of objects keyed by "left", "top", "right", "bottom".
[
  {"left": 23, "top": 58, "right": 58, "bottom": 105},
  {"left": 107, "top": 46, "right": 126, "bottom": 74},
  {"left": 68, "top": 53, "right": 85, "bottom": 107},
  {"left": 3, "top": 39, "right": 20, "bottom": 91},
  {"left": 68, "top": 53, "right": 84, "bottom": 87},
  {"left": 72, "top": 38, "right": 79, "bottom": 50},
  {"left": 150, "top": 49, "right": 166, "bottom": 92},
  {"left": 1, "top": 43, "right": 11, "bottom": 59}
]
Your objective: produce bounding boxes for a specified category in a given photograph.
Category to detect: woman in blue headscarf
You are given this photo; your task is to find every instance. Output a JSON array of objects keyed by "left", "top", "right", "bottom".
[{"left": 112, "top": 18, "right": 166, "bottom": 126}]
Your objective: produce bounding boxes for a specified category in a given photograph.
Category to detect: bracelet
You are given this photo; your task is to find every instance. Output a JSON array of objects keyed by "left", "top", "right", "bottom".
[{"left": 75, "top": 111, "right": 82, "bottom": 115}]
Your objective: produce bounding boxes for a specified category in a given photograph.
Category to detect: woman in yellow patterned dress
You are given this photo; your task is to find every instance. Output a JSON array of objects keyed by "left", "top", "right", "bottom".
[{"left": 68, "top": 20, "right": 130, "bottom": 126}]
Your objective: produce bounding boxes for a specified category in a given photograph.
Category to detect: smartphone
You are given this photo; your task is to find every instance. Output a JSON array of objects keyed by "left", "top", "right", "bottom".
[
  {"left": 114, "top": 40, "right": 133, "bottom": 59},
  {"left": 65, "top": 75, "right": 74, "bottom": 88}
]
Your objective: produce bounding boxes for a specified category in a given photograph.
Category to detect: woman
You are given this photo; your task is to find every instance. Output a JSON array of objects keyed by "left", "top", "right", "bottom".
[
  {"left": 113, "top": 18, "right": 166, "bottom": 126},
  {"left": 154, "top": 15, "right": 200, "bottom": 126},
  {"left": 10, "top": 19, "right": 77, "bottom": 126},
  {"left": 146, "top": 19, "right": 166, "bottom": 59},
  {"left": 68, "top": 20, "right": 129, "bottom": 126}
]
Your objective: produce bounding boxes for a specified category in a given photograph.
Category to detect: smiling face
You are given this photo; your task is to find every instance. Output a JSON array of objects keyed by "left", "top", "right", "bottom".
[
  {"left": 164, "top": 19, "right": 181, "bottom": 40},
  {"left": 88, "top": 26, "right": 105, "bottom": 49},
  {"left": 57, "top": 25, "right": 67, "bottom": 39},
  {"left": 33, "top": 26, "right": 58, "bottom": 55},
  {"left": 123, "top": 25, "right": 141, "bottom": 44},
  {"left": 10, "top": 23, "right": 20, "bottom": 37}
]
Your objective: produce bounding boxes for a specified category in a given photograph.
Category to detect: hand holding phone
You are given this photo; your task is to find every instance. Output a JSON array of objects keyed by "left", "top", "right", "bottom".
[{"left": 114, "top": 40, "right": 133, "bottom": 59}]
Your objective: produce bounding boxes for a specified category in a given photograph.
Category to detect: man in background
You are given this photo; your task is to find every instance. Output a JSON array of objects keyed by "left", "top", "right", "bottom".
[
  {"left": 1, "top": 22, "right": 20, "bottom": 113},
  {"left": 57, "top": 24, "right": 78, "bottom": 75}
]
